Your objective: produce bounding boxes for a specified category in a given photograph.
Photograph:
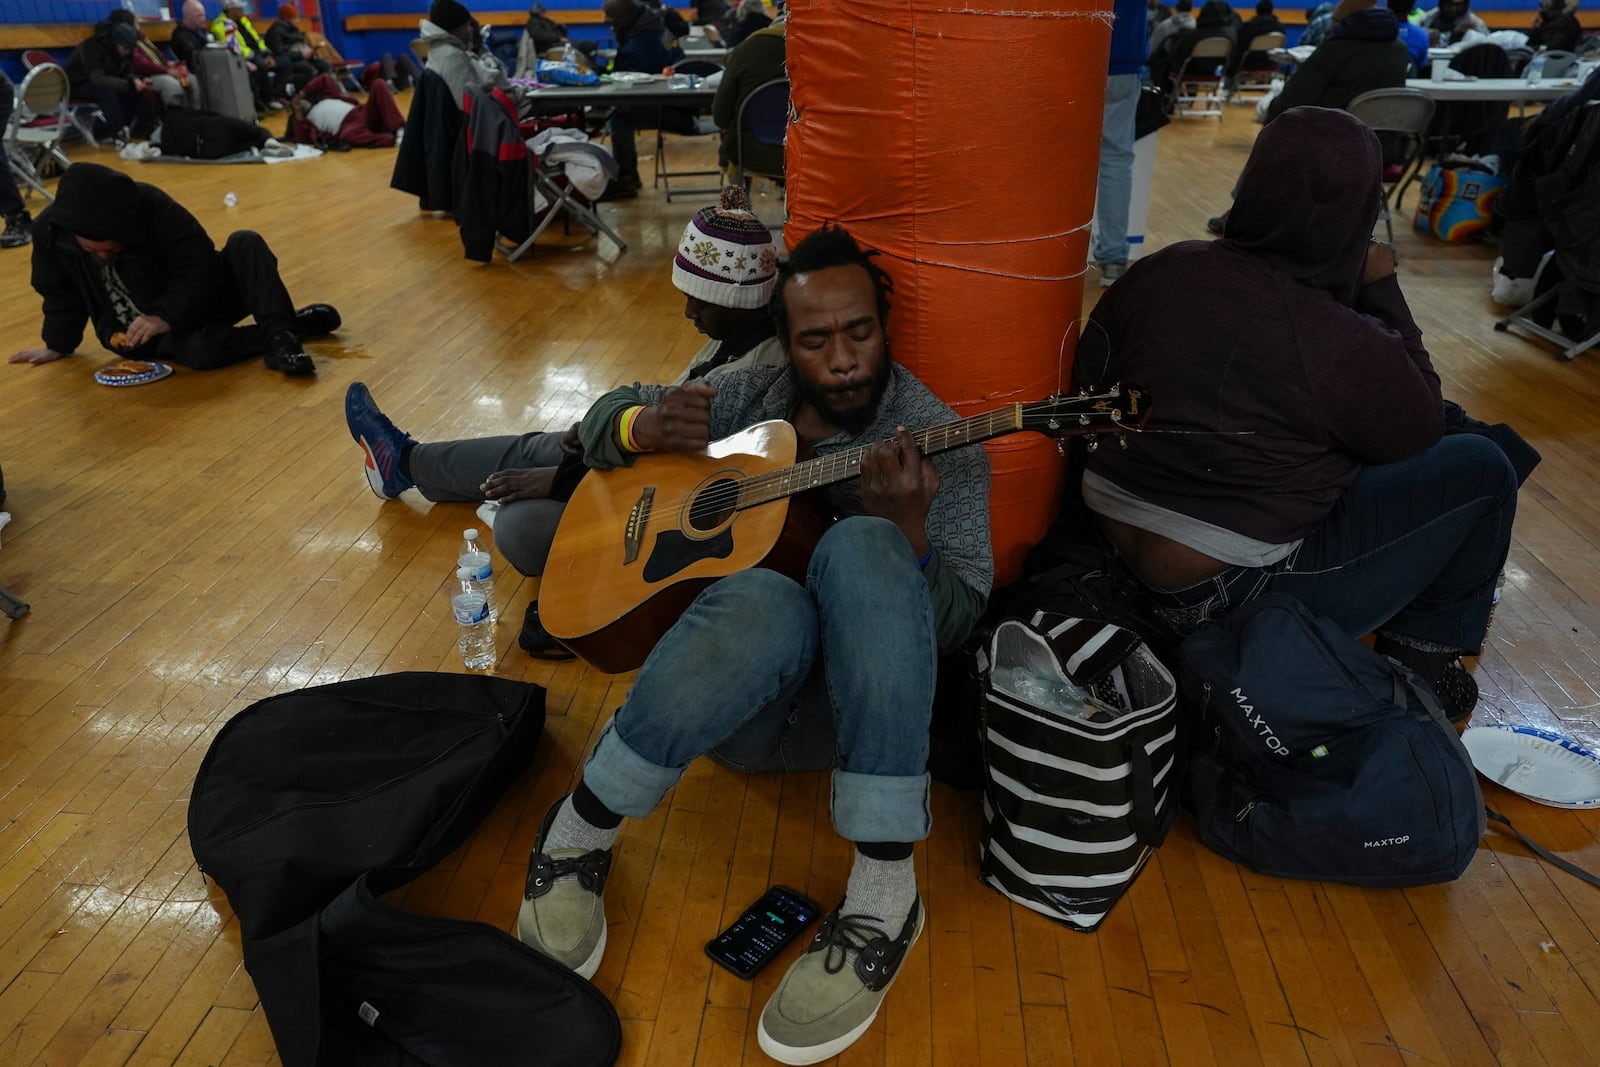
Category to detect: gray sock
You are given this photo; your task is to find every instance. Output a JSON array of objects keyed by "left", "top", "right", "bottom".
[
  {"left": 543, "top": 796, "right": 621, "bottom": 856},
  {"left": 842, "top": 853, "right": 918, "bottom": 939}
]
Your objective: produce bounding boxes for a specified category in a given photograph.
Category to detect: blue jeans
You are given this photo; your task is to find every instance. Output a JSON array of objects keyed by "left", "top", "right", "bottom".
[
  {"left": 1092, "top": 72, "right": 1141, "bottom": 266},
  {"left": 1141, "top": 435, "right": 1518, "bottom": 655},
  {"left": 581, "top": 517, "right": 937, "bottom": 844}
]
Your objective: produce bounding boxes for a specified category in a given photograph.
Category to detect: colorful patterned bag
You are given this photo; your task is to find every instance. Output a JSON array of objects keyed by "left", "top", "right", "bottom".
[{"left": 1414, "top": 162, "right": 1506, "bottom": 242}]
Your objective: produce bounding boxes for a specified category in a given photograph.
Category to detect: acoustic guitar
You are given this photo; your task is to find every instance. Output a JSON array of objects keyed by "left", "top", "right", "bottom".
[{"left": 539, "top": 387, "right": 1148, "bottom": 673}]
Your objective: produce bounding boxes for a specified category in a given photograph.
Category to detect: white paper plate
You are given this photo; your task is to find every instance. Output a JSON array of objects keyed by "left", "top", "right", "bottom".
[{"left": 1462, "top": 725, "right": 1600, "bottom": 809}]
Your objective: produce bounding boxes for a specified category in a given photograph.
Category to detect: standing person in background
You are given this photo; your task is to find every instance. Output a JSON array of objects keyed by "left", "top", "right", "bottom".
[
  {"left": 1094, "top": 0, "right": 1150, "bottom": 287},
  {"left": 0, "top": 71, "right": 33, "bottom": 249}
]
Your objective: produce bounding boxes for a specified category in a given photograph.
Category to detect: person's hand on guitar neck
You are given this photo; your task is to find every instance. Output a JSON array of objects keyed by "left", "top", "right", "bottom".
[
  {"left": 861, "top": 425, "right": 940, "bottom": 563},
  {"left": 623, "top": 382, "right": 716, "bottom": 453}
]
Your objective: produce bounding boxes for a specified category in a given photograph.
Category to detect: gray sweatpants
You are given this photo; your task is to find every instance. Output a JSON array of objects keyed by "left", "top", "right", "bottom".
[{"left": 407, "top": 432, "right": 568, "bottom": 577}]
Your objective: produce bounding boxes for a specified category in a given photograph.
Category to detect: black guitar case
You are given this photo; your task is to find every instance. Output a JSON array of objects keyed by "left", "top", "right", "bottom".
[{"left": 188, "top": 672, "right": 620, "bottom": 1066}]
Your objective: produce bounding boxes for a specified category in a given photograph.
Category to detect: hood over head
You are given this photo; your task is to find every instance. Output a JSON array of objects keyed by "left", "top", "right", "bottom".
[
  {"left": 37, "top": 163, "right": 145, "bottom": 243},
  {"left": 1223, "top": 107, "right": 1381, "bottom": 306},
  {"left": 1196, "top": 0, "right": 1234, "bottom": 27}
]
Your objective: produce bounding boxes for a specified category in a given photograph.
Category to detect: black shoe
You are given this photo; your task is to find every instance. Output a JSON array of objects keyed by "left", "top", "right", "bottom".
[
  {"left": 0, "top": 211, "right": 31, "bottom": 249},
  {"left": 519, "top": 602, "right": 575, "bottom": 660},
  {"left": 595, "top": 176, "right": 639, "bottom": 202},
  {"left": 264, "top": 330, "right": 316, "bottom": 376},
  {"left": 1206, "top": 212, "right": 1229, "bottom": 236},
  {"left": 295, "top": 303, "right": 342, "bottom": 338}
]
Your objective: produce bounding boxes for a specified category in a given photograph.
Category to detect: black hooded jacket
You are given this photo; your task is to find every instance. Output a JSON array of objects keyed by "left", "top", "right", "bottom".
[
  {"left": 30, "top": 164, "right": 221, "bottom": 355},
  {"left": 1073, "top": 108, "right": 1442, "bottom": 546},
  {"left": 66, "top": 19, "right": 136, "bottom": 92}
]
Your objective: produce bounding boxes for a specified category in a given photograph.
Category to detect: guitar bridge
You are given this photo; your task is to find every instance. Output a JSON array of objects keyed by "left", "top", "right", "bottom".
[{"left": 623, "top": 487, "right": 654, "bottom": 565}]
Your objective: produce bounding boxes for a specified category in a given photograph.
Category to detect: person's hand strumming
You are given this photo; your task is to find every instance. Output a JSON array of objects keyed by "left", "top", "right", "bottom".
[
  {"left": 1362, "top": 241, "right": 1397, "bottom": 286},
  {"left": 860, "top": 425, "right": 939, "bottom": 561},
  {"left": 10, "top": 348, "right": 66, "bottom": 365},
  {"left": 630, "top": 381, "right": 716, "bottom": 453},
  {"left": 481, "top": 467, "right": 559, "bottom": 504}
]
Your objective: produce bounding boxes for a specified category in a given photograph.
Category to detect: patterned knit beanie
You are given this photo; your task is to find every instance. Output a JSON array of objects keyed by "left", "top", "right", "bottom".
[{"left": 672, "top": 186, "right": 780, "bottom": 309}]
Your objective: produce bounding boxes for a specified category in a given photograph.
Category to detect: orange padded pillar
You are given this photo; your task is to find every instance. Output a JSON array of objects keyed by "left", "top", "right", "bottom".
[{"left": 784, "top": 0, "right": 1110, "bottom": 587}]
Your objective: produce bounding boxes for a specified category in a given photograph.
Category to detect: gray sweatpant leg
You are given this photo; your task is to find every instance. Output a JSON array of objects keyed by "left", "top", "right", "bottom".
[{"left": 407, "top": 432, "right": 569, "bottom": 577}]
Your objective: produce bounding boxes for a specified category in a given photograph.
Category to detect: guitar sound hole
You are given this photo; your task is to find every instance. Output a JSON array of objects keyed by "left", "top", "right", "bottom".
[{"left": 687, "top": 478, "right": 738, "bottom": 533}]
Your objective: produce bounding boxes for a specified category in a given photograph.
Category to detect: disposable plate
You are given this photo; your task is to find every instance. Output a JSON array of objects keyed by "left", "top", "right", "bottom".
[
  {"left": 1461, "top": 724, "right": 1600, "bottom": 808},
  {"left": 94, "top": 360, "right": 174, "bottom": 387}
]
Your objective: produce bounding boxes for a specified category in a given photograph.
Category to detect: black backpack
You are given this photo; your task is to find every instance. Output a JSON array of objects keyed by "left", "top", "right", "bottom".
[
  {"left": 188, "top": 672, "right": 621, "bottom": 1066},
  {"left": 1178, "top": 595, "right": 1485, "bottom": 888}
]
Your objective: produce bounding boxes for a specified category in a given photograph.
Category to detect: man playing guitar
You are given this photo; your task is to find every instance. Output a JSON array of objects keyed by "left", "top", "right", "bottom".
[{"left": 518, "top": 224, "right": 992, "bottom": 1066}]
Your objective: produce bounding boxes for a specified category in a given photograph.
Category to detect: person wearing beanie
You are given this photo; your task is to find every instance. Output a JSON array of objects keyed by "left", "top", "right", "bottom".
[
  {"left": 340, "top": 186, "right": 785, "bottom": 655},
  {"left": 9, "top": 163, "right": 340, "bottom": 377},
  {"left": 517, "top": 222, "right": 992, "bottom": 1065},
  {"left": 419, "top": 0, "right": 515, "bottom": 110},
  {"left": 265, "top": 2, "right": 334, "bottom": 88},
  {"left": 65, "top": 15, "right": 159, "bottom": 143}
]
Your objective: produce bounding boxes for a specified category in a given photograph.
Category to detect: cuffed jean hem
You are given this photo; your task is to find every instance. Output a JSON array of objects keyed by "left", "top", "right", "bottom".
[
  {"left": 581, "top": 721, "right": 686, "bottom": 820},
  {"left": 832, "top": 769, "right": 931, "bottom": 844}
]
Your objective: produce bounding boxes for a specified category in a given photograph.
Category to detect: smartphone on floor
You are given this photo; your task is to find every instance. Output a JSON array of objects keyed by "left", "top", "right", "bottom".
[{"left": 704, "top": 884, "right": 822, "bottom": 980}]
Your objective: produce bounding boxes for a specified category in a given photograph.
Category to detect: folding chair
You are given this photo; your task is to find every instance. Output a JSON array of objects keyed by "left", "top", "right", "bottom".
[
  {"left": 1348, "top": 88, "right": 1436, "bottom": 251},
  {"left": 1230, "top": 32, "right": 1285, "bottom": 103},
  {"left": 1173, "top": 37, "right": 1234, "bottom": 119},
  {"left": 500, "top": 155, "right": 630, "bottom": 261},
  {"left": 24, "top": 49, "right": 101, "bottom": 149},
  {"left": 653, "top": 59, "right": 724, "bottom": 202},
  {"left": 4, "top": 64, "right": 75, "bottom": 202}
]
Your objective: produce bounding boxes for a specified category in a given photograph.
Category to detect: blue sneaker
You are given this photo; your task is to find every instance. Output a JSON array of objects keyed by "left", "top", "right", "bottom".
[{"left": 345, "top": 382, "right": 415, "bottom": 499}]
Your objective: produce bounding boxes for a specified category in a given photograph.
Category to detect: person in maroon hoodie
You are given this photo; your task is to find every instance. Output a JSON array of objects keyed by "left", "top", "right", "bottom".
[{"left": 1071, "top": 106, "right": 1518, "bottom": 724}]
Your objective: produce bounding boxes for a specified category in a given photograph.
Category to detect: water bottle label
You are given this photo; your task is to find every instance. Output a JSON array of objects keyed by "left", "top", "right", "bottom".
[
  {"left": 452, "top": 594, "right": 489, "bottom": 625},
  {"left": 460, "top": 552, "right": 492, "bottom": 581}
]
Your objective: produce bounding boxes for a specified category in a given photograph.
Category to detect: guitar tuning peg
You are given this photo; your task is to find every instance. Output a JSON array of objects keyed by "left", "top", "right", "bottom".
[
  {"left": 1055, "top": 439, "right": 1066, "bottom": 458},
  {"left": 1086, "top": 436, "right": 1099, "bottom": 453},
  {"left": 1118, "top": 434, "right": 1129, "bottom": 450}
]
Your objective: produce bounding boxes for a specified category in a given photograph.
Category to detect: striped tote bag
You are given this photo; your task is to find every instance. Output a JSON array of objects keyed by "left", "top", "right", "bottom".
[{"left": 978, "top": 610, "right": 1180, "bottom": 931}]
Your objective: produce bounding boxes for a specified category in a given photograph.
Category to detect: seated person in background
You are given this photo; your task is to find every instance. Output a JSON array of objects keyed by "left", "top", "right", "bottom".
[
  {"left": 521, "top": 3, "right": 599, "bottom": 68},
  {"left": 1149, "top": 0, "right": 1239, "bottom": 98},
  {"left": 170, "top": 0, "right": 217, "bottom": 70},
  {"left": 108, "top": 8, "right": 202, "bottom": 111},
  {"left": 723, "top": 0, "right": 774, "bottom": 48},
  {"left": 66, "top": 17, "right": 159, "bottom": 143},
  {"left": 1420, "top": 0, "right": 1488, "bottom": 45},
  {"left": 421, "top": 0, "right": 515, "bottom": 108},
  {"left": 215, "top": 0, "right": 282, "bottom": 109},
  {"left": 1, "top": 72, "right": 34, "bottom": 250},
  {"left": 1149, "top": 0, "right": 1197, "bottom": 60},
  {"left": 9, "top": 164, "right": 340, "bottom": 377},
  {"left": 1073, "top": 107, "right": 1518, "bottom": 726},
  {"left": 695, "top": 0, "right": 731, "bottom": 24},
  {"left": 1526, "top": 0, "right": 1584, "bottom": 54},
  {"left": 600, "top": 0, "right": 689, "bottom": 199},
  {"left": 712, "top": 13, "right": 786, "bottom": 180},
  {"left": 1229, "top": 0, "right": 1285, "bottom": 77},
  {"left": 1391, "top": 0, "right": 1432, "bottom": 71},
  {"left": 1300, "top": 1, "right": 1338, "bottom": 46},
  {"left": 289, "top": 71, "right": 406, "bottom": 147},
  {"left": 516, "top": 224, "right": 992, "bottom": 1066},
  {"left": 342, "top": 186, "right": 784, "bottom": 654},
  {"left": 1264, "top": 0, "right": 1409, "bottom": 119},
  {"left": 265, "top": 4, "right": 332, "bottom": 91}
]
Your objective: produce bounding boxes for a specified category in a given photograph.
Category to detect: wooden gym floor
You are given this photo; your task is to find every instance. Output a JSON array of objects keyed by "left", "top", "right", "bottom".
[{"left": 0, "top": 98, "right": 1596, "bottom": 1066}]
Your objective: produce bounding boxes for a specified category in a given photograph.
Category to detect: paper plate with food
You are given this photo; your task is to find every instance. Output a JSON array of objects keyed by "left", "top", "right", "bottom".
[{"left": 94, "top": 359, "right": 174, "bottom": 387}]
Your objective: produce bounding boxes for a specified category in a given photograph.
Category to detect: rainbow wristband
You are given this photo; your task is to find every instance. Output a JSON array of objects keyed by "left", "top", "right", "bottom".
[{"left": 618, "top": 406, "right": 644, "bottom": 452}]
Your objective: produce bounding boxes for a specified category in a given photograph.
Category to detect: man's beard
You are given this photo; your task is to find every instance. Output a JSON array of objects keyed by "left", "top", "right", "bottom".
[{"left": 795, "top": 355, "right": 891, "bottom": 436}]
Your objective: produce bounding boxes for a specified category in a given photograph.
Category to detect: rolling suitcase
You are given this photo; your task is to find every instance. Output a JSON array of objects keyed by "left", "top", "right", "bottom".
[{"left": 194, "top": 47, "right": 255, "bottom": 123}]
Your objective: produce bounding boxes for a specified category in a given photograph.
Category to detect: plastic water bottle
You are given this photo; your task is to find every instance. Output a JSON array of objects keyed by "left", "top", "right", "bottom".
[
  {"left": 562, "top": 42, "right": 578, "bottom": 66},
  {"left": 1525, "top": 50, "right": 1546, "bottom": 85},
  {"left": 452, "top": 567, "right": 496, "bottom": 669},
  {"left": 459, "top": 528, "right": 496, "bottom": 622},
  {"left": 223, "top": 191, "right": 238, "bottom": 207},
  {"left": 989, "top": 625, "right": 1092, "bottom": 717}
]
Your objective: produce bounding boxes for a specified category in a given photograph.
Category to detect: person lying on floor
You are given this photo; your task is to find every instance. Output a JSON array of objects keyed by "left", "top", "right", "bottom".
[
  {"left": 9, "top": 163, "right": 339, "bottom": 377},
  {"left": 287, "top": 72, "right": 406, "bottom": 148},
  {"left": 342, "top": 185, "right": 784, "bottom": 656}
]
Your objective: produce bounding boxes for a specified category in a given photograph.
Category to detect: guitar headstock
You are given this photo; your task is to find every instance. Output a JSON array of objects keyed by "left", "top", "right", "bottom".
[{"left": 1019, "top": 384, "right": 1151, "bottom": 443}]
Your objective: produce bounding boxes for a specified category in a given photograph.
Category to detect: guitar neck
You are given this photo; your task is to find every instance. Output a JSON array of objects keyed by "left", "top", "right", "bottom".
[{"left": 737, "top": 407, "right": 1025, "bottom": 509}]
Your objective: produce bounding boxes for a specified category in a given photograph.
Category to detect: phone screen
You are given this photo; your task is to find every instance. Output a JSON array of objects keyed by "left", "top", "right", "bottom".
[{"left": 704, "top": 884, "right": 820, "bottom": 979}]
